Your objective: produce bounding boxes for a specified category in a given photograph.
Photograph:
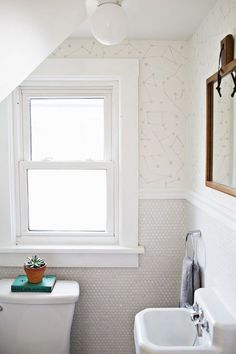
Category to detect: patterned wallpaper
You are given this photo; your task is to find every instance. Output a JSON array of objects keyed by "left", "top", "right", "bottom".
[{"left": 51, "top": 39, "right": 189, "bottom": 191}]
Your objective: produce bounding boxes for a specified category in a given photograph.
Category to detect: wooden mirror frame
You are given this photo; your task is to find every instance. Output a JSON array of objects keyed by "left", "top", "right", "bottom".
[{"left": 206, "top": 58, "right": 236, "bottom": 197}]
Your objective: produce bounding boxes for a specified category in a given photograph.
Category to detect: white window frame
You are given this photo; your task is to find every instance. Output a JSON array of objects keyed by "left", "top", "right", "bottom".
[
  {"left": 0, "top": 59, "right": 143, "bottom": 267},
  {"left": 17, "top": 86, "right": 117, "bottom": 243}
]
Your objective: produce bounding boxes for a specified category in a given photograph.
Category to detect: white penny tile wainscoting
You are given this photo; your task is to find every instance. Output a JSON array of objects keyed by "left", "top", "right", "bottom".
[{"left": 0, "top": 199, "right": 185, "bottom": 354}]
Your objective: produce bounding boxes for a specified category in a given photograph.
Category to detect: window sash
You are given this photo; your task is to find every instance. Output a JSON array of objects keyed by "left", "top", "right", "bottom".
[
  {"left": 19, "top": 161, "right": 115, "bottom": 237},
  {"left": 21, "top": 89, "right": 113, "bottom": 162}
]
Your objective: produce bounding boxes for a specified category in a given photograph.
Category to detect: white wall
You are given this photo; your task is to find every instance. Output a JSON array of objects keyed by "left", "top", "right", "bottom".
[
  {"left": 0, "top": 98, "right": 14, "bottom": 245},
  {"left": 0, "top": 0, "right": 86, "bottom": 103},
  {"left": 187, "top": 0, "right": 236, "bottom": 318},
  {"left": 186, "top": 202, "right": 236, "bottom": 318}
]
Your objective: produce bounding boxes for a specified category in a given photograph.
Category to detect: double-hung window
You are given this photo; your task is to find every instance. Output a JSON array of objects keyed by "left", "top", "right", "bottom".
[
  {"left": 17, "top": 86, "right": 117, "bottom": 243},
  {"left": 6, "top": 58, "right": 141, "bottom": 267}
]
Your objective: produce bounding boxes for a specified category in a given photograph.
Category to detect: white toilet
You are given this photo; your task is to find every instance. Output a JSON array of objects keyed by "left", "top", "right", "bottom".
[{"left": 0, "top": 279, "right": 79, "bottom": 354}]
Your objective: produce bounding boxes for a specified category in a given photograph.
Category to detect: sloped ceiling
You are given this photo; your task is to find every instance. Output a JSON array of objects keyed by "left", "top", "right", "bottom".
[{"left": 0, "top": 0, "right": 86, "bottom": 103}]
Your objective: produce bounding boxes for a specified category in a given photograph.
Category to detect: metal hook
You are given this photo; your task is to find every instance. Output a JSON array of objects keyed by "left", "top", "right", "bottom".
[{"left": 231, "top": 72, "right": 236, "bottom": 97}]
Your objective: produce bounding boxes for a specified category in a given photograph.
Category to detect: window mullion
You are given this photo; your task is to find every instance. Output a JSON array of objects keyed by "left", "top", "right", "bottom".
[{"left": 20, "top": 161, "right": 112, "bottom": 170}]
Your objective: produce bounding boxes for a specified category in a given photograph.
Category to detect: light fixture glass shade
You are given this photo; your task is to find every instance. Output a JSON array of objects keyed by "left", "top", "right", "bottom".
[{"left": 90, "top": 3, "right": 127, "bottom": 46}]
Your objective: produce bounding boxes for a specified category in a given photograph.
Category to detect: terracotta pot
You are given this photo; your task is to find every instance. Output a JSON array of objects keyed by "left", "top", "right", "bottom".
[{"left": 24, "top": 263, "right": 47, "bottom": 284}]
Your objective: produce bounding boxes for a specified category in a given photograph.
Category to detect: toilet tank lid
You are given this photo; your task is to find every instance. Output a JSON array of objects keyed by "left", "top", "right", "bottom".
[{"left": 0, "top": 279, "right": 79, "bottom": 305}]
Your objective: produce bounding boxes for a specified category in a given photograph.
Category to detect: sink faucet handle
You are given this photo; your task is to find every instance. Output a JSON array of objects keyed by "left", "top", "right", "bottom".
[
  {"left": 190, "top": 303, "right": 204, "bottom": 323},
  {"left": 191, "top": 311, "right": 200, "bottom": 322},
  {"left": 199, "top": 318, "right": 209, "bottom": 333},
  {"left": 184, "top": 302, "right": 198, "bottom": 311},
  {"left": 190, "top": 304, "right": 209, "bottom": 337},
  {"left": 192, "top": 302, "right": 200, "bottom": 312}
]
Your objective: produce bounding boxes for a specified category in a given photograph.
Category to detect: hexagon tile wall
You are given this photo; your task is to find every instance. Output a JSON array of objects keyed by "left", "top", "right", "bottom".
[{"left": 0, "top": 200, "right": 185, "bottom": 354}]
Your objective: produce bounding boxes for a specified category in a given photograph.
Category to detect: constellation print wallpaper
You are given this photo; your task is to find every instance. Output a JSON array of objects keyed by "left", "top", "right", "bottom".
[{"left": 51, "top": 39, "right": 189, "bottom": 191}]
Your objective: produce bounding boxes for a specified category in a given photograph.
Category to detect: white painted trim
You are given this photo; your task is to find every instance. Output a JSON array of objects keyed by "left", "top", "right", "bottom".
[
  {"left": 139, "top": 188, "right": 186, "bottom": 200},
  {"left": 0, "top": 254, "right": 139, "bottom": 268},
  {"left": 20, "top": 87, "right": 114, "bottom": 161},
  {"left": 185, "top": 190, "right": 236, "bottom": 232},
  {"left": 18, "top": 86, "right": 117, "bottom": 238},
  {"left": 139, "top": 188, "right": 236, "bottom": 232},
  {"left": 19, "top": 161, "right": 113, "bottom": 170},
  {"left": 0, "top": 97, "right": 17, "bottom": 246},
  {"left": 8, "top": 58, "right": 139, "bottom": 258},
  {"left": 24, "top": 60, "right": 139, "bottom": 249},
  {"left": 7, "top": 97, "right": 17, "bottom": 245},
  {"left": 0, "top": 245, "right": 144, "bottom": 254},
  {"left": 0, "top": 246, "right": 144, "bottom": 268}
]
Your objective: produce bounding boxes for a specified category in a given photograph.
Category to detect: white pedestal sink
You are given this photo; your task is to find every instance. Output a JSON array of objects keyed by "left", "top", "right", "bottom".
[{"left": 134, "top": 288, "right": 236, "bottom": 354}]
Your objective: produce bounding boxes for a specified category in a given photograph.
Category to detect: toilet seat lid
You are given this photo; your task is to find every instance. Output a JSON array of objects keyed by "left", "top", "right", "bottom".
[{"left": 0, "top": 279, "right": 79, "bottom": 304}]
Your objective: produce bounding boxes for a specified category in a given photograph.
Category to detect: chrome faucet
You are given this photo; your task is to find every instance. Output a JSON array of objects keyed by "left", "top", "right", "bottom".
[{"left": 190, "top": 303, "right": 209, "bottom": 337}]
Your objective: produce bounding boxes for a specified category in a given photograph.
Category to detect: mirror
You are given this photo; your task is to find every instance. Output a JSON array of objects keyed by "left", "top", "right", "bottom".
[
  {"left": 206, "top": 59, "right": 236, "bottom": 196},
  {"left": 213, "top": 75, "right": 235, "bottom": 187}
]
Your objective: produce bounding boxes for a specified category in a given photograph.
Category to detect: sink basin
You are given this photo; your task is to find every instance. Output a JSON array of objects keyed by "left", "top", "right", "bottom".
[
  {"left": 134, "top": 288, "right": 236, "bottom": 354},
  {"left": 134, "top": 308, "right": 217, "bottom": 353}
]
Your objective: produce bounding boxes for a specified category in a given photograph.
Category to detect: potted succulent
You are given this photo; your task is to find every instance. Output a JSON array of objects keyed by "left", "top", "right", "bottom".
[{"left": 24, "top": 255, "right": 47, "bottom": 284}]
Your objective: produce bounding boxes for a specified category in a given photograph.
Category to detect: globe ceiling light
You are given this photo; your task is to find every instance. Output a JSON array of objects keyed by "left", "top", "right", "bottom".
[{"left": 90, "top": 0, "right": 127, "bottom": 46}]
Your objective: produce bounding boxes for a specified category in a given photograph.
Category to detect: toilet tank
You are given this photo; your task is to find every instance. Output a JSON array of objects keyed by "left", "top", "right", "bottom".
[{"left": 0, "top": 279, "right": 79, "bottom": 354}]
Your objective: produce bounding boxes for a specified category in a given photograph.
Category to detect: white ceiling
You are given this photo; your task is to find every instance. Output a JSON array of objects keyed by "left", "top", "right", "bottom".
[{"left": 71, "top": 0, "right": 217, "bottom": 40}]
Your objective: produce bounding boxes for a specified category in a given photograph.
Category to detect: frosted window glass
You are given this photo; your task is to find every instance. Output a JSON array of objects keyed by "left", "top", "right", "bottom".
[
  {"left": 30, "top": 98, "right": 104, "bottom": 161},
  {"left": 28, "top": 170, "right": 107, "bottom": 231}
]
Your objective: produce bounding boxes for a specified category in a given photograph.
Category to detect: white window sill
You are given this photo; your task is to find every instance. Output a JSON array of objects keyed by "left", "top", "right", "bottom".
[{"left": 0, "top": 245, "right": 144, "bottom": 267}]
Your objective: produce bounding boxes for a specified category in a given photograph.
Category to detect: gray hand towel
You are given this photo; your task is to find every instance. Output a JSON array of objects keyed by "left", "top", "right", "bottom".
[{"left": 179, "top": 256, "right": 201, "bottom": 308}]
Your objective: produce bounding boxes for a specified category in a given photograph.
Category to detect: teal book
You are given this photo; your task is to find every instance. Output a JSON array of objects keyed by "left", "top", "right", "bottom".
[{"left": 11, "top": 275, "right": 56, "bottom": 293}]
